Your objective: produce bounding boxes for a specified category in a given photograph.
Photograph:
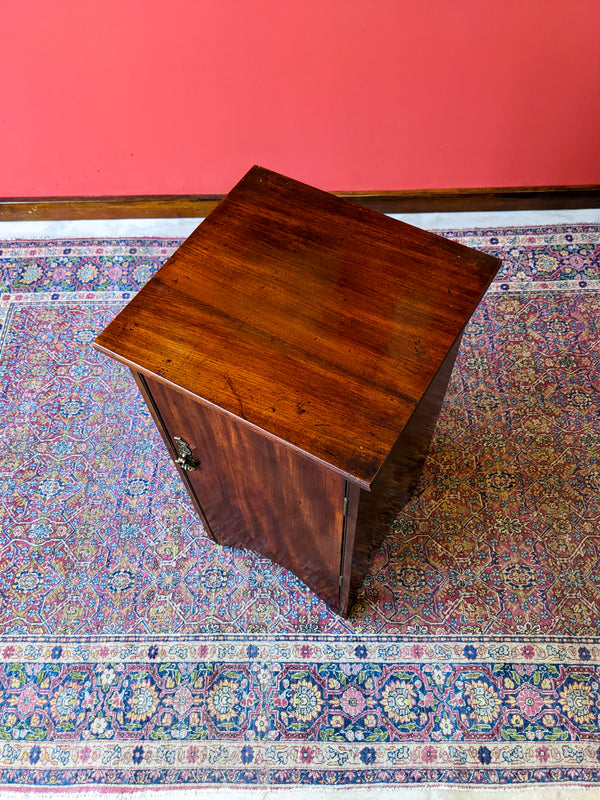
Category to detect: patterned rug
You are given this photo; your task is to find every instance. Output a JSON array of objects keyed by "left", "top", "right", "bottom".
[{"left": 0, "top": 224, "right": 599, "bottom": 793}]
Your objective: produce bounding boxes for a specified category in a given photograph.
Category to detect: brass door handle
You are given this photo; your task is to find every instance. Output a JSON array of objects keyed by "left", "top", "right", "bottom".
[{"left": 173, "top": 436, "right": 199, "bottom": 471}]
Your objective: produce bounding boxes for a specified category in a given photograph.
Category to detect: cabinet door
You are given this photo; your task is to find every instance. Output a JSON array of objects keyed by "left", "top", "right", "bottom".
[{"left": 138, "top": 373, "right": 347, "bottom": 613}]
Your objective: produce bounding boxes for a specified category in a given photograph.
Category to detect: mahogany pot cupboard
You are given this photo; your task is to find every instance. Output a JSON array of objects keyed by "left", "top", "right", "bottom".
[{"left": 94, "top": 166, "right": 500, "bottom": 616}]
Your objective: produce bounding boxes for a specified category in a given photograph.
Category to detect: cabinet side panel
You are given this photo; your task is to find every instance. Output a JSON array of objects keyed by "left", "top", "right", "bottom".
[
  {"left": 351, "top": 334, "right": 463, "bottom": 605},
  {"left": 145, "top": 376, "right": 346, "bottom": 612}
]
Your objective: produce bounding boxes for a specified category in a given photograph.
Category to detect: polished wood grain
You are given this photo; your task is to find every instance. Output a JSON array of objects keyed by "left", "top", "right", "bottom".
[
  {"left": 94, "top": 165, "right": 500, "bottom": 489},
  {"left": 144, "top": 374, "right": 347, "bottom": 612},
  {"left": 2, "top": 185, "right": 598, "bottom": 220}
]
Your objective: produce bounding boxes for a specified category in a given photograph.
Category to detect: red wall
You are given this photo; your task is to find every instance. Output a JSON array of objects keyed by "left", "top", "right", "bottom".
[{"left": 2, "top": 0, "right": 600, "bottom": 196}]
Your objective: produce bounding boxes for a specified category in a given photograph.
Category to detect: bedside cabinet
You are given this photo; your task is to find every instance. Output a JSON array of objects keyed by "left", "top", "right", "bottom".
[{"left": 94, "top": 166, "right": 500, "bottom": 616}]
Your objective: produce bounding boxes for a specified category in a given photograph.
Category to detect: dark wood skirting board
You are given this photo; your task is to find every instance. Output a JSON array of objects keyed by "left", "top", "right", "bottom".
[{"left": 1, "top": 185, "right": 599, "bottom": 221}]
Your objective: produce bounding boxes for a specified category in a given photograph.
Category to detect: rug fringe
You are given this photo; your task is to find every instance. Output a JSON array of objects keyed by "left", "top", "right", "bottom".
[{"left": 2, "top": 786, "right": 600, "bottom": 800}]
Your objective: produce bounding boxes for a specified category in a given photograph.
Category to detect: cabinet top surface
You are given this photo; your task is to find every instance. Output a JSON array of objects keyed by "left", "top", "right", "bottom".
[{"left": 95, "top": 166, "right": 500, "bottom": 487}]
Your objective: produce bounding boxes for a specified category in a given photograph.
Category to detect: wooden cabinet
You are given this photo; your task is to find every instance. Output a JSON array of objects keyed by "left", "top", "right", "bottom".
[{"left": 94, "top": 166, "right": 500, "bottom": 616}]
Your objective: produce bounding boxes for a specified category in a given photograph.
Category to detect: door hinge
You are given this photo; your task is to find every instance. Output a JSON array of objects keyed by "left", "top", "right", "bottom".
[
  {"left": 339, "top": 575, "right": 343, "bottom": 587},
  {"left": 343, "top": 496, "right": 349, "bottom": 516}
]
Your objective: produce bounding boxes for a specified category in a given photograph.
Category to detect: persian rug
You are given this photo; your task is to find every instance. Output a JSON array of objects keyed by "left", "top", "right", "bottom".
[{"left": 0, "top": 224, "right": 599, "bottom": 796}]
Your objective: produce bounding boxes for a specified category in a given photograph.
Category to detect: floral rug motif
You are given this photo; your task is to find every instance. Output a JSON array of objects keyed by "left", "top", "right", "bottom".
[{"left": 0, "top": 225, "right": 599, "bottom": 789}]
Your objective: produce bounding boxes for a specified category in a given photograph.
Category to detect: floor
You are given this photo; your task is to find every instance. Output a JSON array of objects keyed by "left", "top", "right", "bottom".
[{"left": 1, "top": 208, "right": 600, "bottom": 240}]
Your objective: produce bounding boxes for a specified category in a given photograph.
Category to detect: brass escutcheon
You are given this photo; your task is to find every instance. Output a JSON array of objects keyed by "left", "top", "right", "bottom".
[{"left": 173, "top": 436, "right": 199, "bottom": 471}]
